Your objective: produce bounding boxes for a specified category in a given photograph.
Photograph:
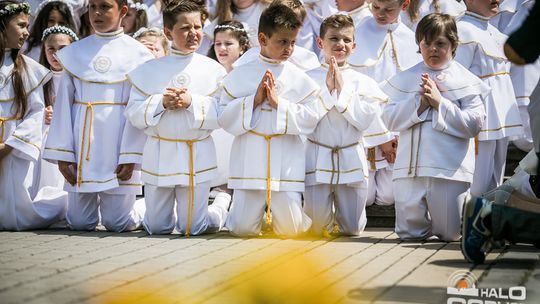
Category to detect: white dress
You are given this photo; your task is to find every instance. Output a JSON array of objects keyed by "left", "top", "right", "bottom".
[{"left": 0, "top": 51, "right": 66, "bottom": 231}]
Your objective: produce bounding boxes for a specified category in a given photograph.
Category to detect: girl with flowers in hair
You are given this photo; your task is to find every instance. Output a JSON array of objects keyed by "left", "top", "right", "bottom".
[
  {"left": 24, "top": 0, "right": 76, "bottom": 61},
  {"left": 0, "top": 1, "right": 67, "bottom": 231},
  {"left": 207, "top": 20, "right": 250, "bottom": 72},
  {"left": 32, "top": 25, "right": 79, "bottom": 198}
]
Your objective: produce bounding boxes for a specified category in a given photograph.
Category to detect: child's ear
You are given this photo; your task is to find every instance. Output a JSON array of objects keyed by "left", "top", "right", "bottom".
[
  {"left": 402, "top": 0, "right": 411, "bottom": 11},
  {"left": 120, "top": 4, "right": 129, "bottom": 19},
  {"left": 315, "top": 36, "right": 323, "bottom": 50},
  {"left": 258, "top": 32, "right": 267, "bottom": 46},
  {"left": 163, "top": 27, "right": 173, "bottom": 41}
]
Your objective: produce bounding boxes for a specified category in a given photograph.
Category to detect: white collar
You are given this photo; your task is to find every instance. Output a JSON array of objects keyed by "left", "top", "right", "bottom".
[
  {"left": 321, "top": 62, "right": 350, "bottom": 71},
  {"left": 464, "top": 11, "right": 491, "bottom": 22},
  {"left": 423, "top": 61, "right": 451, "bottom": 72},
  {"left": 347, "top": 2, "right": 369, "bottom": 16},
  {"left": 95, "top": 28, "right": 124, "bottom": 38},
  {"left": 258, "top": 54, "right": 284, "bottom": 65},
  {"left": 374, "top": 16, "right": 401, "bottom": 32},
  {"left": 170, "top": 47, "right": 194, "bottom": 57}
]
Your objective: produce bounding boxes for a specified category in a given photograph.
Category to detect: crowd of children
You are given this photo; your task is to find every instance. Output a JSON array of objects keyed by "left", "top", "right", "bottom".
[{"left": 0, "top": 0, "right": 536, "bottom": 243}]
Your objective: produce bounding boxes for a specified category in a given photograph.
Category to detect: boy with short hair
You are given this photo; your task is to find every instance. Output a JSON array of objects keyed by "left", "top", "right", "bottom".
[
  {"left": 43, "top": 0, "right": 154, "bottom": 231},
  {"left": 348, "top": 0, "right": 422, "bottom": 207},
  {"left": 125, "top": 0, "right": 230, "bottom": 235},
  {"left": 305, "top": 14, "right": 388, "bottom": 236},
  {"left": 456, "top": 0, "right": 523, "bottom": 196},
  {"left": 219, "top": 4, "right": 320, "bottom": 237}
]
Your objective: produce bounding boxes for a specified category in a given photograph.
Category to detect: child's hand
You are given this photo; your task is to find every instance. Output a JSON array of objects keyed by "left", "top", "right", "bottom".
[
  {"left": 115, "top": 163, "right": 135, "bottom": 181},
  {"left": 254, "top": 71, "right": 269, "bottom": 108},
  {"left": 379, "top": 141, "right": 395, "bottom": 164},
  {"left": 163, "top": 87, "right": 187, "bottom": 110},
  {"left": 332, "top": 57, "right": 343, "bottom": 96},
  {"left": 58, "top": 160, "right": 77, "bottom": 185},
  {"left": 176, "top": 89, "right": 192, "bottom": 108},
  {"left": 44, "top": 106, "right": 53, "bottom": 125},
  {"left": 326, "top": 59, "right": 335, "bottom": 93},
  {"left": 421, "top": 74, "right": 441, "bottom": 110},
  {"left": 265, "top": 71, "right": 278, "bottom": 109}
]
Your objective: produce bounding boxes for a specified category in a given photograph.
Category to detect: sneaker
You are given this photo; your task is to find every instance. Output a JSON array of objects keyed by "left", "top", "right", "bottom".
[{"left": 461, "top": 196, "right": 492, "bottom": 264}]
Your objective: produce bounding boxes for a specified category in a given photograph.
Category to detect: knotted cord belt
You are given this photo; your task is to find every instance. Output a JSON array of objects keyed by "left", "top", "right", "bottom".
[
  {"left": 0, "top": 117, "right": 16, "bottom": 143},
  {"left": 248, "top": 130, "right": 284, "bottom": 225},
  {"left": 73, "top": 101, "right": 128, "bottom": 187},
  {"left": 367, "top": 147, "right": 376, "bottom": 170},
  {"left": 151, "top": 134, "right": 210, "bottom": 237},
  {"left": 308, "top": 138, "right": 359, "bottom": 184},
  {"left": 408, "top": 120, "right": 432, "bottom": 176}
]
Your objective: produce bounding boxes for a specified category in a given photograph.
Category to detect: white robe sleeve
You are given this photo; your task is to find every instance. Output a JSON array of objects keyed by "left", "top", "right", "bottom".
[
  {"left": 334, "top": 84, "right": 379, "bottom": 133},
  {"left": 43, "top": 73, "right": 76, "bottom": 164},
  {"left": 218, "top": 92, "right": 258, "bottom": 136},
  {"left": 382, "top": 95, "right": 427, "bottom": 132},
  {"left": 432, "top": 95, "right": 486, "bottom": 139},
  {"left": 5, "top": 88, "right": 45, "bottom": 162},
  {"left": 125, "top": 88, "right": 166, "bottom": 129},
  {"left": 275, "top": 91, "right": 320, "bottom": 135},
  {"left": 185, "top": 93, "right": 220, "bottom": 130}
]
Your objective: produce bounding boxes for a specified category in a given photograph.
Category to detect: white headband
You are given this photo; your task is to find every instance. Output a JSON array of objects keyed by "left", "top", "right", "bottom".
[
  {"left": 214, "top": 24, "right": 247, "bottom": 33},
  {"left": 133, "top": 27, "right": 165, "bottom": 39},
  {"left": 42, "top": 25, "right": 79, "bottom": 42},
  {"left": 128, "top": 0, "right": 148, "bottom": 11}
]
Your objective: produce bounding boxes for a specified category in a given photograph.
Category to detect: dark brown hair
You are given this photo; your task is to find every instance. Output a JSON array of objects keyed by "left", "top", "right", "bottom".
[
  {"left": 207, "top": 20, "right": 251, "bottom": 60},
  {"left": 319, "top": 14, "right": 354, "bottom": 39},
  {"left": 415, "top": 13, "right": 458, "bottom": 56},
  {"left": 0, "top": 0, "right": 29, "bottom": 120},
  {"left": 258, "top": 4, "right": 301, "bottom": 37},
  {"left": 163, "top": 0, "right": 208, "bottom": 29},
  {"left": 26, "top": 1, "right": 76, "bottom": 55},
  {"left": 270, "top": 0, "right": 306, "bottom": 22}
]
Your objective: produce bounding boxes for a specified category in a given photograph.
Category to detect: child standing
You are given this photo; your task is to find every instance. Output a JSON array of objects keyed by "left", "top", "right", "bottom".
[
  {"left": 32, "top": 25, "right": 78, "bottom": 198},
  {"left": 125, "top": 0, "right": 230, "bottom": 235},
  {"left": 208, "top": 20, "right": 251, "bottom": 73},
  {"left": 382, "top": 13, "right": 487, "bottom": 241},
  {"left": 456, "top": 0, "right": 523, "bottom": 196},
  {"left": 305, "top": 14, "right": 387, "bottom": 236},
  {"left": 0, "top": 1, "right": 66, "bottom": 231},
  {"left": 219, "top": 4, "right": 319, "bottom": 237},
  {"left": 43, "top": 0, "right": 154, "bottom": 232},
  {"left": 348, "top": 0, "right": 422, "bottom": 207}
]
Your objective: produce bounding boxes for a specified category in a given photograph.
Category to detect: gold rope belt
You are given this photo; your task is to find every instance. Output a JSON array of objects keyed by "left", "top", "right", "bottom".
[
  {"left": 308, "top": 138, "right": 359, "bottom": 184},
  {"left": 0, "top": 117, "right": 16, "bottom": 143},
  {"left": 73, "top": 101, "right": 127, "bottom": 187},
  {"left": 248, "top": 130, "right": 285, "bottom": 225},
  {"left": 151, "top": 134, "right": 210, "bottom": 237},
  {"left": 479, "top": 72, "right": 510, "bottom": 79},
  {"left": 367, "top": 147, "right": 376, "bottom": 170}
]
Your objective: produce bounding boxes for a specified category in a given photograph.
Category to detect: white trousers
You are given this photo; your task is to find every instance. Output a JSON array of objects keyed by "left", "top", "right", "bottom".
[
  {"left": 67, "top": 192, "right": 143, "bottom": 232},
  {"left": 394, "top": 177, "right": 469, "bottom": 242},
  {"left": 366, "top": 166, "right": 395, "bottom": 206},
  {"left": 471, "top": 138, "right": 509, "bottom": 197},
  {"left": 144, "top": 181, "right": 228, "bottom": 235},
  {"left": 304, "top": 184, "right": 368, "bottom": 236},
  {"left": 512, "top": 105, "right": 534, "bottom": 152},
  {"left": 226, "top": 190, "right": 311, "bottom": 237}
]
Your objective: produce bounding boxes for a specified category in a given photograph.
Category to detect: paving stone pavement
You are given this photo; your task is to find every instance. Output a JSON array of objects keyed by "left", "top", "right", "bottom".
[{"left": 0, "top": 229, "right": 538, "bottom": 304}]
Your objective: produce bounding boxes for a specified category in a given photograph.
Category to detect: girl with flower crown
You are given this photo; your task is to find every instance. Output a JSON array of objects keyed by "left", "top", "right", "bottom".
[
  {"left": 121, "top": 0, "right": 149, "bottom": 35},
  {"left": 0, "top": 1, "right": 67, "bottom": 231}
]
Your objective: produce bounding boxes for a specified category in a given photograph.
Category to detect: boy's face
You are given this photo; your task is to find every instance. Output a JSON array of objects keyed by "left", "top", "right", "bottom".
[
  {"left": 164, "top": 12, "right": 203, "bottom": 53},
  {"left": 370, "top": 0, "right": 406, "bottom": 25},
  {"left": 335, "top": 0, "right": 365, "bottom": 12},
  {"left": 419, "top": 34, "right": 454, "bottom": 70},
  {"left": 317, "top": 26, "right": 356, "bottom": 66},
  {"left": 89, "top": 0, "right": 128, "bottom": 33},
  {"left": 465, "top": 0, "right": 499, "bottom": 17},
  {"left": 258, "top": 28, "right": 299, "bottom": 61}
]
